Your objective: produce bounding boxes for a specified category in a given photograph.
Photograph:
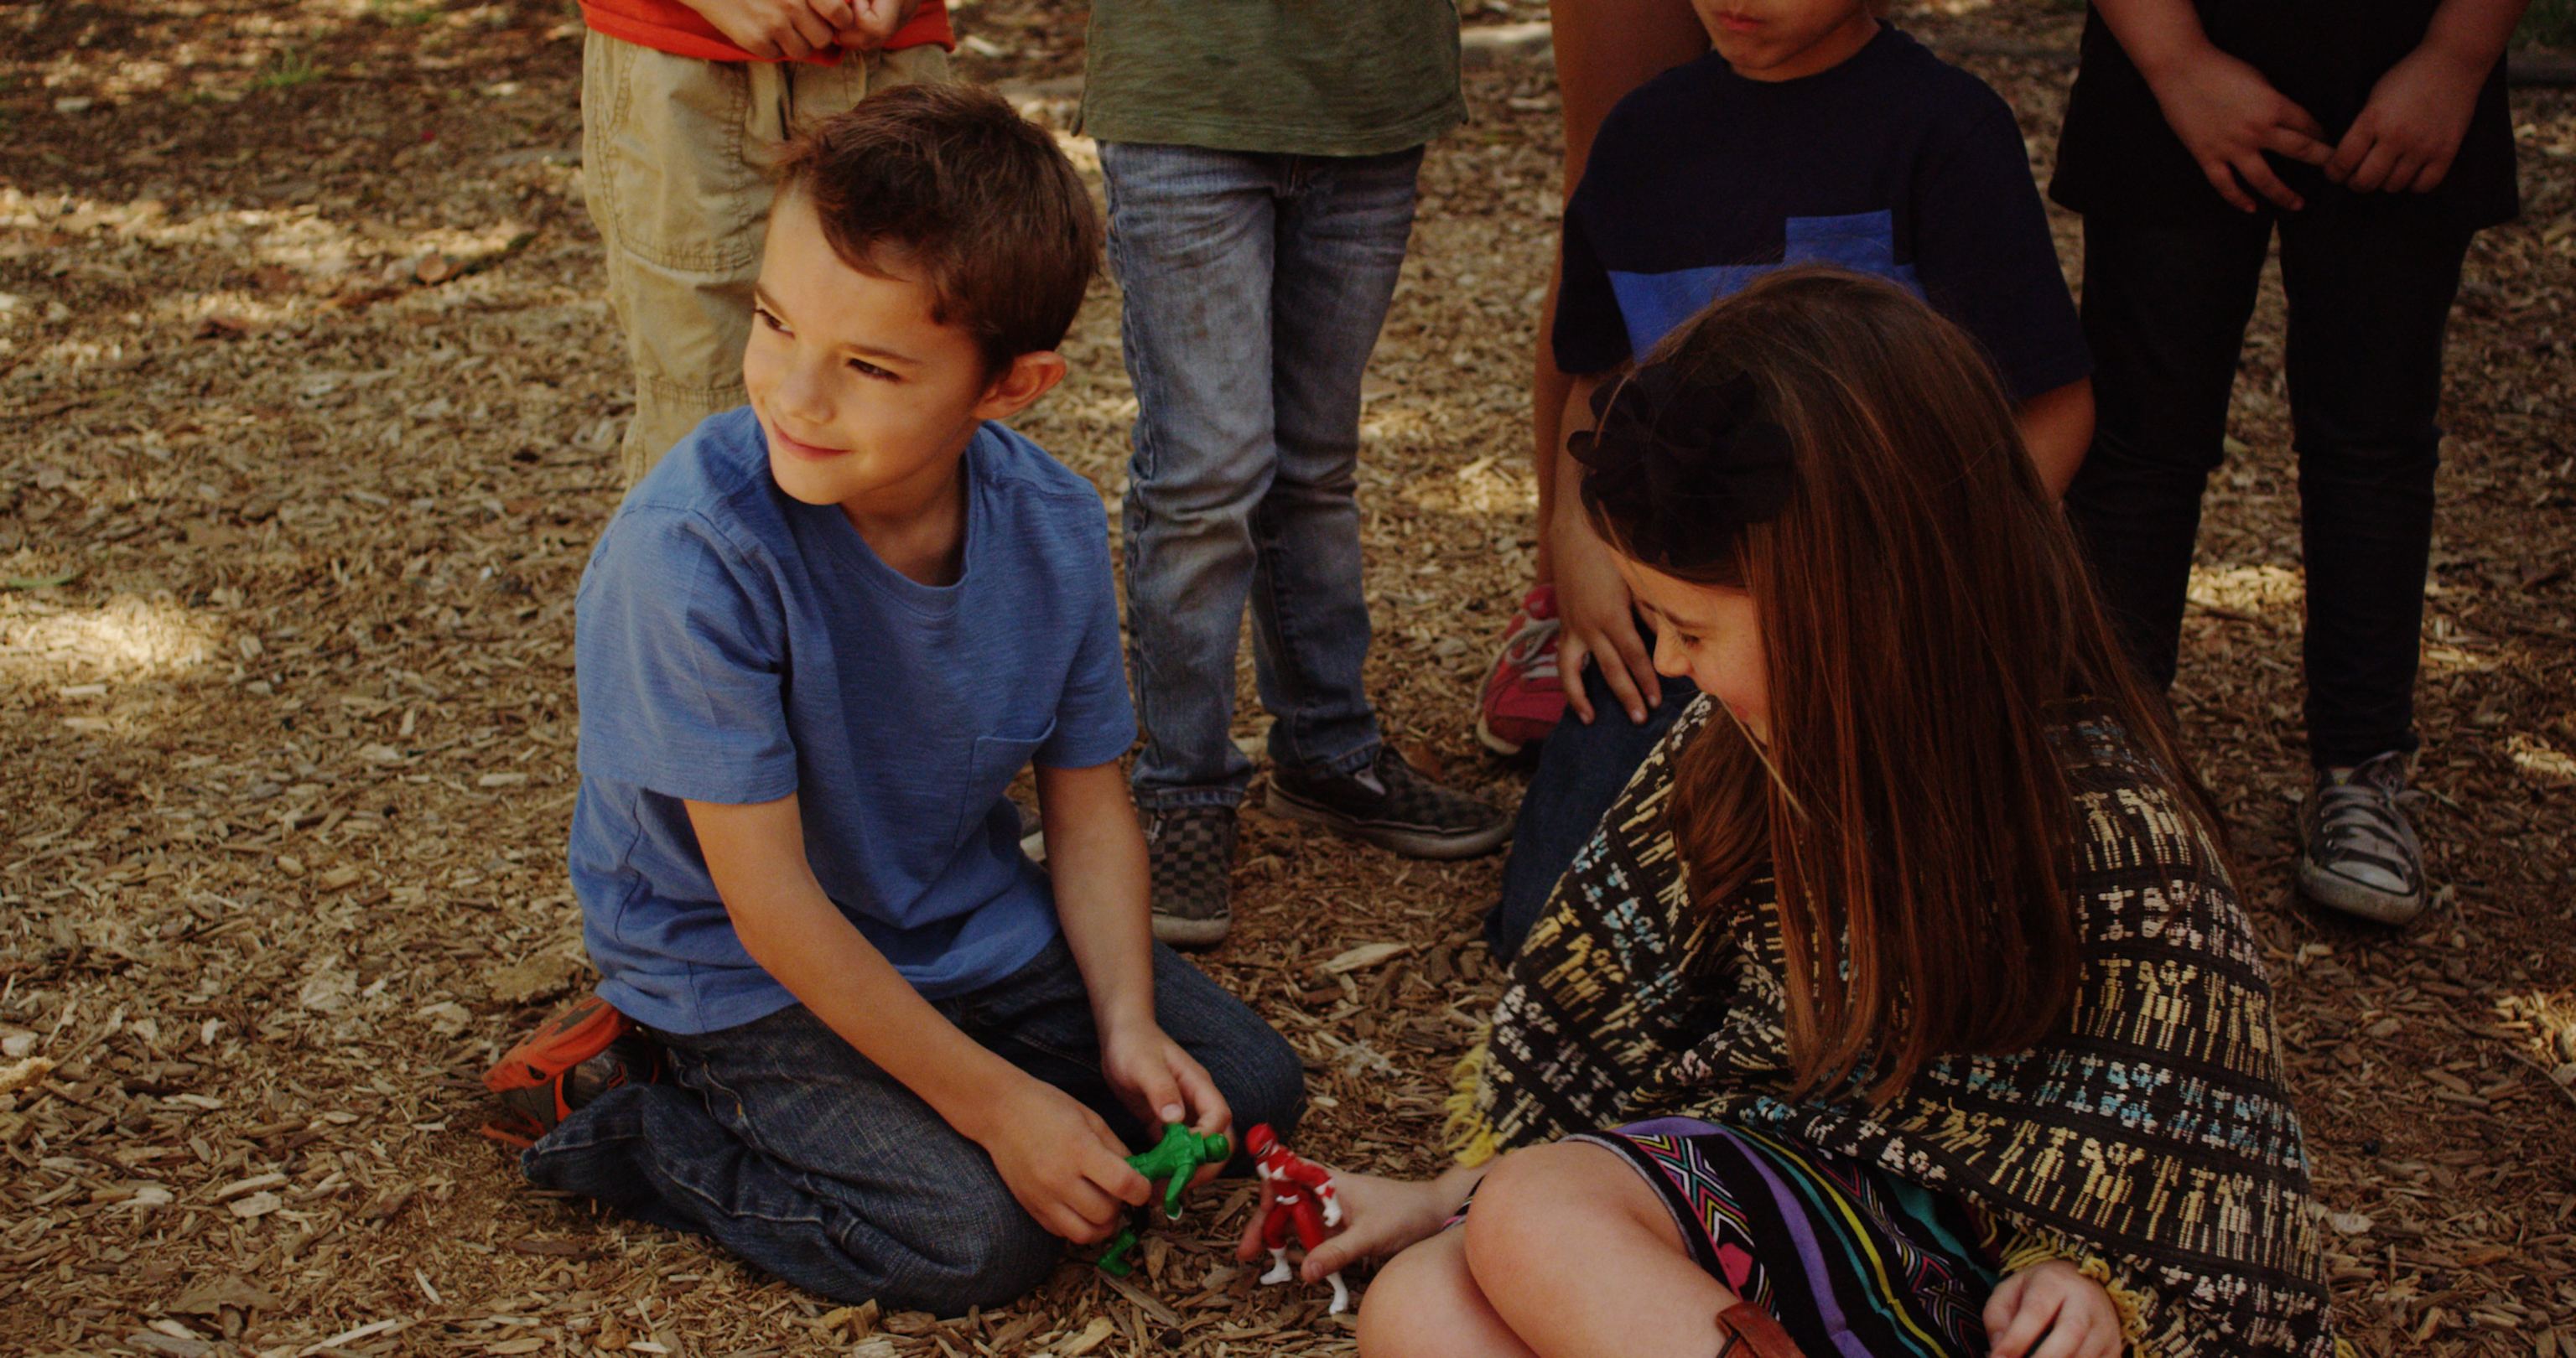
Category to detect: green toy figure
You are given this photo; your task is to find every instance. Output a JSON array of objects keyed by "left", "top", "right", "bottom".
[{"left": 1095, "top": 1124, "right": 1231, "bottom": 1276}]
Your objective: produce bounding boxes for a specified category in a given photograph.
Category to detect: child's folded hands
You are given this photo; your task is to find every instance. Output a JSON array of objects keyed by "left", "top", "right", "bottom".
[
  {"left": 970, "top": 1077, "right": 1152, "bottom": 1245},
  {"left": 829, "top": 0, "right": 920, "bottom": 50},
  {"left": 683, "top": 0, "right": 845, "bottom": 60}
]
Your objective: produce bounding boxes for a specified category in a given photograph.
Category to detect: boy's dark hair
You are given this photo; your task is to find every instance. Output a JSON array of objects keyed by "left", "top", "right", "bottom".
[{"left": 776, "top": 84, "right": 1100, "bottom": 374}]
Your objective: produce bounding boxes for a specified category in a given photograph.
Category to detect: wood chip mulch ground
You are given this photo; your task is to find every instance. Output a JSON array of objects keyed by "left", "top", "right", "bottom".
[{"left": 2, "top": 3, "right": 2570, "bottom": 1355}]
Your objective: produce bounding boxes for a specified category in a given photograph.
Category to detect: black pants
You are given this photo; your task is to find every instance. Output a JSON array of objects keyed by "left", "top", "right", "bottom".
[{"left": 2064, "top": 205, "right": 2471, "bottom": 769}]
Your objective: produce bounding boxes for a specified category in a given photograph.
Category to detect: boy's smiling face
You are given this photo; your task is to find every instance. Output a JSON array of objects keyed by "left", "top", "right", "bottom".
[
  {"left": 1691, "top": 0, "right": 1878, "bottom": 81},
  {"left": 743, "top": 190, "right": 1062, "bottom": 531}
]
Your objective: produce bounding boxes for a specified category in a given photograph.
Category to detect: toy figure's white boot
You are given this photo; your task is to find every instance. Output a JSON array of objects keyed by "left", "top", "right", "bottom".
[
  {"left": 1327, "top": 1271, "right": 1351, "bottom": 1314},
  {"left": 1261, "top": 1247, "right": 1296, "bottom": 1286}
]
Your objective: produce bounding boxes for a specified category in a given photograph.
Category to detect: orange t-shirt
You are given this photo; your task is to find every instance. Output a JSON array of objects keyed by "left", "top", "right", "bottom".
[{"left": 580, "top": 0, "right": 953, "bottom": 64}]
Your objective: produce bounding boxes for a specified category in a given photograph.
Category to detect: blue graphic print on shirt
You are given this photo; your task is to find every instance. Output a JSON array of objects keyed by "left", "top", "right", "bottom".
[{"left": 1606, "top": 211, "right": 1924, "bottom": 359}]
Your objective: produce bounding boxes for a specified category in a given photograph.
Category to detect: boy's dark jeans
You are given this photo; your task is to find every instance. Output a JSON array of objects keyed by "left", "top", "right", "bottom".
[
  {"left": 521, "top": 937, "right": 1304, "bottom": 1314},
  {"left": 2064, "top": 205, "right": 2470, "bottom": 769},
  {"left": 1486, "top": 665, "right": 1699, "bottom": 960}
]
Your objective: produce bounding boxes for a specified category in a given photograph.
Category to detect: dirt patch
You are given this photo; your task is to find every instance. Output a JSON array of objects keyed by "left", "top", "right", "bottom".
[{"left": 3, "top": 3, "right": 2571, "bottom": 1355}]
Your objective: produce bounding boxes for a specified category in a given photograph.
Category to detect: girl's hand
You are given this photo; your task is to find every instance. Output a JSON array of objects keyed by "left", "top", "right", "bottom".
[
  {"left": 1100, "top": 1023, "right": 1231, "bottom": 1189},
  {"left": 2322, "top": 41, "right": 2487, "bottom": 193},
  {"left": 970, "top": 1076, "right": 1150, "bottom": 1245},
  {"left": 1985, "top": 1259, "right": 2122, "bottom": 1358},
  {"left": 1550, "top": 510, "right": 1659, "bottom": 725},
  {"left": 2141, "top": 45, "right": 2331, "bottom": 212},
  {"left": 1236, "top": 1167, "right": 1476, "bottom": 1281}
]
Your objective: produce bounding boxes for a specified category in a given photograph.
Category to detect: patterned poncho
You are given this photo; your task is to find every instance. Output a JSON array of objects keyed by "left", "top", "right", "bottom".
[{"left": 1449, "top": 700, "right": 2342, "bottom": 1358}]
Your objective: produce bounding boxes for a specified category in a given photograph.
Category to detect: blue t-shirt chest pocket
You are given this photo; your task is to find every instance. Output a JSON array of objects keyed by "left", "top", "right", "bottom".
[{"left": 956, "top": 718, "right": 1057, "bottom": 849}]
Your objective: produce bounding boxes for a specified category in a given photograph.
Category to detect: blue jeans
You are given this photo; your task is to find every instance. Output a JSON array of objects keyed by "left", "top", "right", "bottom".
[
  {"left": 1486, "top": 665, "right": 1699, "bottom": 959},
  {"left": 1101, "top": 142, "right": 1425, "bottom": 810},
  {"left": 520, "top": 937, "right": 1304, "bottom": 1314}
]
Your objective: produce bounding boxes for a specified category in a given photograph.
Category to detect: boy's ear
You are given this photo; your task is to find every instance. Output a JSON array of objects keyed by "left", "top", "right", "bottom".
[{"left": 973, "top": 350, "right": 1068, "bottom": 422}]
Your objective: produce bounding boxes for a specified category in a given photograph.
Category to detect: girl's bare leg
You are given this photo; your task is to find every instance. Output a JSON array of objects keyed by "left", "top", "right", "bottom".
[
  {"left": 1358, "top": 1227, "right": 1540, "bottom": 1358},
  {"left": 1462, "top": 1142, "right": 1743, "bottom": 1358}
]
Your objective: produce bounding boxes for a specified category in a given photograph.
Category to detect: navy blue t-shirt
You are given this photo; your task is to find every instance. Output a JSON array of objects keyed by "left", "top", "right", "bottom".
[
  {"left": 568, "top": 409, "right": 1138, "bottom": 1034},
  {"left": 1554, "top": 26, "right": 2088, "bottom": 402}
]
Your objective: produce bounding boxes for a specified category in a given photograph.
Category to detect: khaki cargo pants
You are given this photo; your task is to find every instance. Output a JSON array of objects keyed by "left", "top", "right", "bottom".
[{"left": 582, "top": 32, "right": 949, "bottom": 485}]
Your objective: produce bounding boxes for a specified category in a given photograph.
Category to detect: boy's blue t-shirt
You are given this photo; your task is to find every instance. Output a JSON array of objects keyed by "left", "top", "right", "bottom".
[
  {"left": 1553, "top": 26, "right": 2089, "bottom": 401},
  {"left": 568, "top": 409, "right": 1138, "bottom": 1034}
]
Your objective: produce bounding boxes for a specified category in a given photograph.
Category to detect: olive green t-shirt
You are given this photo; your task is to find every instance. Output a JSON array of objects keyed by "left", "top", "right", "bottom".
[{"left": 1076, "top": 0, "right": 1464, "bottom": 157}]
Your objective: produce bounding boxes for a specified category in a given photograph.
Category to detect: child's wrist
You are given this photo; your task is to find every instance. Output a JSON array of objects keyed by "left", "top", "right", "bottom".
[
  {"left": 2131, "top": 33, "right": 2222, "bottom": 89},
  {"left": 925, "top": 1054, "right": 1044, "bottom": 1145}
]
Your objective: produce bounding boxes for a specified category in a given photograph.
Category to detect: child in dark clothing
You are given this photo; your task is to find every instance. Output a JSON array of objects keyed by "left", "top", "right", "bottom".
[
  {"left": 1483, "top": 0, "right": 2096, "bottom": 956},
  {"left": 2053, "top": 0, "right": 2525, "bottom": 925}
]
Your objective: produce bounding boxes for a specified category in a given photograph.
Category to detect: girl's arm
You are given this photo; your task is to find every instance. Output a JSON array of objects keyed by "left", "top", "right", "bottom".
[
  {"left": 2013, "top": 377, "right": 2094, "bottom": 499},
  {"left": 687, "top": 794, "right": 1151, "bottom": 1241},
  {"left": 1036, "top": 759, "right": 1231, "bottom": 1176}
]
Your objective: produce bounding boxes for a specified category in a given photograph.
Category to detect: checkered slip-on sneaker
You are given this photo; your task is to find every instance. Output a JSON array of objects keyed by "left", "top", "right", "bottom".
[
  {"left": 2297, "top": 750, "right": 2429, "bottom": 925},
  {"left": 1267, "top": 746, "right": 1510, "bottom": 860},
  {"left": 1147, "top": 804, "right": 1238, "bottom": 948}
]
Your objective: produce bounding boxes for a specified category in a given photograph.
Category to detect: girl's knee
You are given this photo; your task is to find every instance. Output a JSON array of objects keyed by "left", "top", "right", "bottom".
[
  {"left": 1355, "top": 1231, "right": 1478, "bottom": 1358},
  {"left": 1461, "top": 1142, "right": 1660, "bottom": 1280}
]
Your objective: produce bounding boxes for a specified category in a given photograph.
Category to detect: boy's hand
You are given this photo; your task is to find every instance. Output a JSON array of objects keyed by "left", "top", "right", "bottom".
[
  {"left": 1100, "top": 1023, "right": 1232, "bottom": 1190},
  {"left": 1984, "top": 1259, "right": 2122, "bottom": 1358},
  {"left": 1550, "top": 509, "right": 1659, "bottom": 725},
  {"left": 1237, "top": 1167, "right": 1472, "bottom": 1282},
  {"left": 832, "top": 0, "right": 921, "bottom": 49},
  {"left": 973, "top": 1077, "right": 1152, "bottom": 1245},
  {"left": 2322, "top": 41, "right": 2487, "bottom": 193},
  {"left": 686, "top": 0, "right": 845, "bottom": 60},
  {"left": 2142, "top": 45, "right": 2331, "bottom": 212}
]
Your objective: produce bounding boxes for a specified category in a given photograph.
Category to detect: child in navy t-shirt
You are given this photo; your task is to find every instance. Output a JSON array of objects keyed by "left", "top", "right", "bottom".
[{"left": 1483, "top": 1, "right": 2095, "bottom": 955}]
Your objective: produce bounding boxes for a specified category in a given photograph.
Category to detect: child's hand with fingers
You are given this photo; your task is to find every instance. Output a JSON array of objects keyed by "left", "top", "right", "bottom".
[
  {"left": 2141, "top": 45, "right": 2331, "bottom": 213},
  {"left": 970, "top": 1076, "right": 1150, "bottom": 1244},
  {"left": 831, "top": 0, "right": 921, "bottom": 50},
  {"left": 1100, "top": 1023, "right": 1231, "bottom": 1190},
  {"left": 2321, "top": 40, "right": 2488, "bottom": 194},
  {"left": 1985, "top": 1259, "right": 2123, "bottom": 1358},
  {"left": 1235, "top": 1166, "right": 1474, "bottom": 1282},
  {"left": 683, "top": 0, "right": 845, "bottom": 60}
]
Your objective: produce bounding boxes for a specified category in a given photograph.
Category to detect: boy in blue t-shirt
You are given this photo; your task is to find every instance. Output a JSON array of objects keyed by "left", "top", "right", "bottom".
[
  {"left": 1483, "top": 0, "right": 2097, "bottom": 952},
  {"left": 483, "top": 84, "right": 1302, "bottom": 1314}
]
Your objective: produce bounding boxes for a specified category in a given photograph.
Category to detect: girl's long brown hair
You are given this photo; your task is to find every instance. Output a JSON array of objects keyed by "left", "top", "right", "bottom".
[{"left": 1579, "top": 267, "right": 2216, "bottom": 1104}]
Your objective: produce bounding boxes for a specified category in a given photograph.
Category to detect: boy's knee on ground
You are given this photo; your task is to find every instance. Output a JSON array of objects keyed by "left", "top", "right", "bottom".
[
  {"left": 1220, "top": 1019, "right": 1308, "bottom": 1142},
  {"left": 846, "top": 1174, "right": 1062, "bottom": 1314}
]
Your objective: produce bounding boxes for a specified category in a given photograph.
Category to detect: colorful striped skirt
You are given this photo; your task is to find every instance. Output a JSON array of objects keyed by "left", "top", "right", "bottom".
[{"left": 1574, "top": 1117, "right": 2002, "bottom": 1358}]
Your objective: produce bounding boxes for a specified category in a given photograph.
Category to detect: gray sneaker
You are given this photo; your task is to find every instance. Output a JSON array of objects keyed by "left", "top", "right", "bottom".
[
  {"left": 1267, "top": 745, "right": 1510, "bottom": 860},
  {"left": 2297, "top": 751, "right": 2429, "bottom": 925},
  {"left": 1146, "top": 805, "right": 1237, "bottom": 948}
]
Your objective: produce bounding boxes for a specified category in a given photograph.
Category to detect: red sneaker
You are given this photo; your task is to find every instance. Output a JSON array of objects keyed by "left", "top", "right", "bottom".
[
  {"left": 481, "top": 993, "right": 658, "bottom": 1147},
  {"left": 1474, "top": 585, "right": 1566, "bottom": 757}
]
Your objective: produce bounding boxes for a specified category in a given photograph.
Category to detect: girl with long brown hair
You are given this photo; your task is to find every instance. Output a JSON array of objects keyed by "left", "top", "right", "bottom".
[{"left": 1245, "top": 269, "right": 2342, "bottom": 1358}]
